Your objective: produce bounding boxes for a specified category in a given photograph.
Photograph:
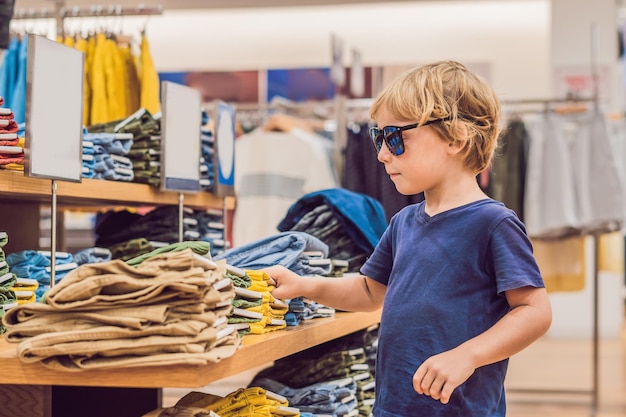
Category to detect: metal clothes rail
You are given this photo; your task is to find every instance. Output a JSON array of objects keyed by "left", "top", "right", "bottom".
[{"left": 12, "top": 1, "right": 163, "bottom": 36}]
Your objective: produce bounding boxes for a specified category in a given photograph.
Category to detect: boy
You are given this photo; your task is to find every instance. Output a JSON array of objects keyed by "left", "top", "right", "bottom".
[{"left": 264, "top": 60, "right": 551, "bottom": 416}]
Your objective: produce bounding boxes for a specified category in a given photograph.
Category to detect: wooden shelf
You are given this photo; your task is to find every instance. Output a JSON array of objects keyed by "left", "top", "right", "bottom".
[
  {"left": 0, "top": 310, "right": 381, "bottom": 389},
  {"left": 0, "top": 170, "right": 233, "bottom": 209}
]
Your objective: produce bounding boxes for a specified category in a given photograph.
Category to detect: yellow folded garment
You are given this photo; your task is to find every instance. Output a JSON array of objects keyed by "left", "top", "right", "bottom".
[
  {"left": 531, "top": 236, "right": 585, "bottom": 292},
  {"left": 13, "top": 290, "right": 36, "bottom": 304},
  {"left": 0, "top": 163, "right": 24, "bottom": 171},
  {"left": 598, "top": 231, "right": 624, "bottom": 274}
]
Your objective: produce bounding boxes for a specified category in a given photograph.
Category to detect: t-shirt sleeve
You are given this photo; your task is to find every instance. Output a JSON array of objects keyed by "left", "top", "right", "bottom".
[
  {"left": 360, "top": 216, "right": 395, "bottom": 286},
  {"left": 489, "top": 215, "right": 545, "bottom": 295}
]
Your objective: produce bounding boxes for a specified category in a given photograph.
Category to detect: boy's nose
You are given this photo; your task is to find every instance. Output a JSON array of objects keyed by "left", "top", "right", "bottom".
[{"left": 377, "top": 143, "right": 392, "bottom": 163}]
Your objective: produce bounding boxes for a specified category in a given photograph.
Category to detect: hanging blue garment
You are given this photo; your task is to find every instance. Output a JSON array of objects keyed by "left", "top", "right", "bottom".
[
  {"left": 0, "top": 36, "right": 19, "bottom": 108},
  {"left": 11, "top": 35, "right": 27, "bottom": 124}
]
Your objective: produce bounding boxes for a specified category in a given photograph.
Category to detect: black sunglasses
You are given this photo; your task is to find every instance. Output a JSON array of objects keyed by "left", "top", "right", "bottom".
[{"left": 369, "top": 119, "right": 441, "bottom": 156}]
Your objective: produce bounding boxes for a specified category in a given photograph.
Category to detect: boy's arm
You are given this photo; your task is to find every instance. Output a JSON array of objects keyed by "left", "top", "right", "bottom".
[
  {"left": 414, "top": 285, "right": 552, "bottom": 404},
  {"left": 264, "top": 265, "right": 386, "bottom": 312}
]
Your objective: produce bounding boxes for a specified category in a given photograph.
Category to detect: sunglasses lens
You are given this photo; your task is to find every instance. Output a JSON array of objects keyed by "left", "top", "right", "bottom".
[
  {"left": 369, "top": 128, "right": 384, "bottom": 153},
  {"left": 383, "top": 127, "right": 403, "bottom": 156}
]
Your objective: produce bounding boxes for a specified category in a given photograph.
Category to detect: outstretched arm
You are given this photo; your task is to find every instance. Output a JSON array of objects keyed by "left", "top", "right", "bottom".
[
  {"left": 413, "top": 285, "right": 552, "bottom": 404},
  {"left": 263, "top": 265, "right": 386, "bottom": 312}
]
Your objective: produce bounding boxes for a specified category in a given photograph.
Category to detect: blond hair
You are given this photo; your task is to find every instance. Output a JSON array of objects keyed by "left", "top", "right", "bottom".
[{"left": 369, "top": 61, "right": 501, "bottom": 174}]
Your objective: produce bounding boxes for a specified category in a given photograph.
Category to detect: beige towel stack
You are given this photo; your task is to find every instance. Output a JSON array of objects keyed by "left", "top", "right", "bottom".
[{"left": 2, "top": 249, "right": 240, "bottom": 371}]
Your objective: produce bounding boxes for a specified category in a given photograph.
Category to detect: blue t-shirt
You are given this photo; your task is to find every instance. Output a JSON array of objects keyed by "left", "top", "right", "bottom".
[{"left": 361, "top": 199, "right": 545, "bottom": 417}]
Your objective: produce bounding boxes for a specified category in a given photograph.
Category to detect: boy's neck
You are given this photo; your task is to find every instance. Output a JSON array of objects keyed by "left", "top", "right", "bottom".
[{"left": 423, "top": 176, "right": 488, "bottom": 217}]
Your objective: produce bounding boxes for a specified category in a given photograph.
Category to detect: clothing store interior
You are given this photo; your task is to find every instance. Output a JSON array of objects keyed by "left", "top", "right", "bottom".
[{"left": 0, "top": 0, "right": 625, "bottom": 416}]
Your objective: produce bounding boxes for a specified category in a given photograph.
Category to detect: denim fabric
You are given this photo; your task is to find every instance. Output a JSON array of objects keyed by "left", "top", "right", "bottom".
[
  {"left": 277, "top": 188, "right": 387, "bottom": 254},
  {"left": 214, "top": 231, "right": 330, "bottom": 276},
  {"left": 94, "top": 153, "right": 133, "bottom": 170},
  {"left": 94, "top": 170, "right": 133, "bottom": 181},
  {"left": 8, "top": 250, "right": 75, "bottom": 280},
  {"left": 8, "top": 250, "right": 74, "bottom": 301},
  {"left": 84, "top": 132, "right": 133, "bottom": 155},
  {"left": 73, "top": 247, "right": 112, "bottom": 265},
  {"left": 82, "top": 142, "right": 95, "bottom": 155},
  {"left": 252, "top": 377, "right": 358, "bottom": 416},
  {"left": 284, "top": 297, "right": 306, "bottom": 326}
]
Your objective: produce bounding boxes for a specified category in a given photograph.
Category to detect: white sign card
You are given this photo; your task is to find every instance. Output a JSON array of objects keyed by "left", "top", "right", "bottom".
[
  {"left": 25, "top": 34, "right": 83, "bottom": 182},
  {"left": 160, "top": 81, "right": 202, "bottom": 193},
  {"left": 213, "top": 100, "right": 235, "bottom": 197}
]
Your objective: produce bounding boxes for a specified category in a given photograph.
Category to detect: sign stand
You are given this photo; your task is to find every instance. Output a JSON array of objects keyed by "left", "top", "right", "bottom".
[{"left": 24, "top": 34, "right": 84, "bottom": 288}]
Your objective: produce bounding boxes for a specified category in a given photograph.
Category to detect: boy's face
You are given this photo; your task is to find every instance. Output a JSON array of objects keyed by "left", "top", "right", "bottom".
[{"left": 372, "top": 106, "right": 455, "bottom": 196}]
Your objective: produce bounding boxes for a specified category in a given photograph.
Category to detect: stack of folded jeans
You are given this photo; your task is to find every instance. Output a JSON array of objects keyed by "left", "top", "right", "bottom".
[
  {"left": 1, "top": 249, "right": 240, "bottom": 371},
  {"left": 278, "top": 189, "right": 388, "bottom": 272},
  {"left": 85, "top": 131, "right": 135, "bottom": 182},
  {"left": 200, "top": 124, "right": 215, "bottom": 192},
  {"left": 214, "top": 231, "right": 331, "bottom": 276},
  {"left": 88, "top": 108, "right": 161, "bottom": 186},
  {"left": 73, "top": 246, "right": 112, "bottom": 265},
  {"left": 195, "top": 208, "right": 226, "bottom": 257},
  {"left": 7, "top": 250, "right": 78, "bottom": 301},
  {"left": 252, "top": 377, "right": 359, "bottom": 417},
  {"left": 81, "top": 131, "right": 96, "bottom": 178},
  {"left": 251, "top": 325, "right": 379, "bottom": 416}
]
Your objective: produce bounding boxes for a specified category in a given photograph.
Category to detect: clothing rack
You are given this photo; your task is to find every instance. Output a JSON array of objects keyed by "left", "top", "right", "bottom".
[
  {"left": 12, "top": 1, "right": 163, "bottom": 36},
  {"left": 500, "top": 96, "right": 602, "bottom": 417}
]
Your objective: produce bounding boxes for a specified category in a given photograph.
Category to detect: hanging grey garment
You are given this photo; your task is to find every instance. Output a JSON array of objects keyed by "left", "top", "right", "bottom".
[
  {"left": 0, "top": 0, "right": 15, "bottom": 50},
  {"left": 566, "top": 111, "right": 624, "bottom": 234},
  {"left": 523, "top": 113, "right": 580, "bottom": 239},
  {"left": 605, "top": 117, "right": 626, "bottom": 233}
]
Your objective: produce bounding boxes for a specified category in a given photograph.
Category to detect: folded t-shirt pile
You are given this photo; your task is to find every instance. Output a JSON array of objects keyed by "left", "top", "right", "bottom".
[
  {"left": 143, "top": 386, "right": 301, "bottom": 417},
  {"left": 7, "top": 250, "right": 77, "bottom": 301},
  {"left": 87, "top": 108, "right": 161, "bottom": 186},
  {"left": 1, "top": 248, "right": 240, "bottom": 371},
  {"left": 215, "top": 231, "right": 339, "bottom": 328},
  {"left": 0, "top": 96, "right": 24, "bottom": 171}
]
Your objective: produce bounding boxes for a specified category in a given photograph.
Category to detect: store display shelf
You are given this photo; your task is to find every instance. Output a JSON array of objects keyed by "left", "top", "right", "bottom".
[
  {"left": 0, "top": 170, "right": 233, "bottom": 209},
  {"left": 0, "top": 310, "right": 381, "bottom": 389}
]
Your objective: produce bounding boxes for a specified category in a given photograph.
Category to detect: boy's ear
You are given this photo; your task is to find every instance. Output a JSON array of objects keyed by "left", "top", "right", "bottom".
[{"left": 446, "top": 123, "right": 469, "bottom": 155}]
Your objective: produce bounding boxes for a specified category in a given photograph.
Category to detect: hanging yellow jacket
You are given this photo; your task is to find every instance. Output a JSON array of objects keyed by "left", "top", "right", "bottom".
[
  {"left": 63, "top": 35, "right": 74, "bottom": 48},
  {"left": 74, "top": 35, "right": 89, "bottom": 126},
  {"left": 103, "top": 36, "right": 128, "bottom": 121},
  {"left": 90, "top": 33, "right": 109, "bottom": 125},
  {"left": 119, "top": 43, "right": 140, "bottom": 116},
  {"left": 139, "top": 32, "right": 160, "bottom": 115}
]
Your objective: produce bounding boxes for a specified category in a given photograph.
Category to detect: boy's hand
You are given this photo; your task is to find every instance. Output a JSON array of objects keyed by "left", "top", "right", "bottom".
[
  {"left": 413, "top": 349, "right": 475, "bottom": 404},
  {"left": 263, "top": 265, "right": 304, "bottom": 300}
]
